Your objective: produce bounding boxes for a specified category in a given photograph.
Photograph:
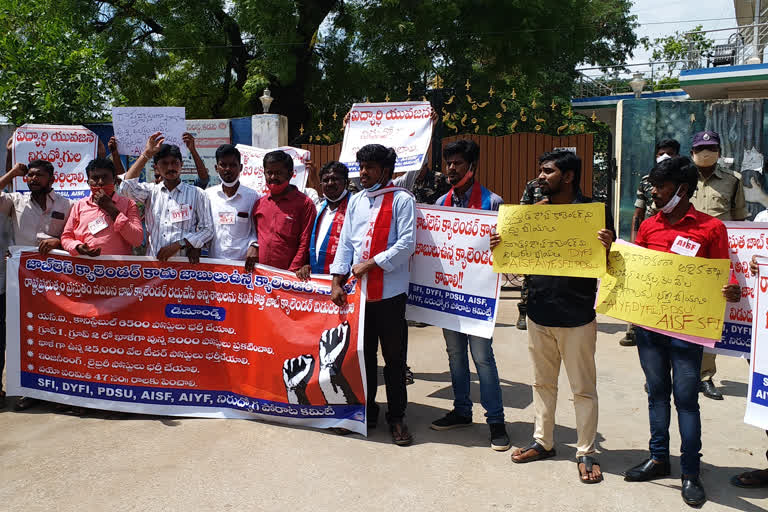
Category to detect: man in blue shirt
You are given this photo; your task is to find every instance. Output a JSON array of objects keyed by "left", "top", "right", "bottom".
[
  {"left": 330, "top": 144, "right": 416, "bottom": 445},
  {"left": 430, "top": 139, "right": 509, "bottom": 452}
]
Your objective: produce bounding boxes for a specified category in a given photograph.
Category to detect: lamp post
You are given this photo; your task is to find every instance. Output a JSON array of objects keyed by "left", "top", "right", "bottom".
[
  {"left": 629, "top": 72, "right": 646, "bottom": 99},
  {"left": 259, "top": 88, "right": 274, "bottom": 113}
]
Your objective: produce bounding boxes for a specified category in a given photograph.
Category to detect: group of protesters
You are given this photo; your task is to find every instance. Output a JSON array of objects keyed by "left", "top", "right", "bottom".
[{"left": 0, "top": 118, "right": 767, "bottom": 507}]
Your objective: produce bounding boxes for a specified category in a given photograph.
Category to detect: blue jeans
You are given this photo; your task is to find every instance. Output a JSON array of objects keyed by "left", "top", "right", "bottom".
[
  {"left": 636, "top": 327, "right": 703, "bottom": 476},
  {"left": 442, "top": 329, "right": 504, "bottom": 424}
]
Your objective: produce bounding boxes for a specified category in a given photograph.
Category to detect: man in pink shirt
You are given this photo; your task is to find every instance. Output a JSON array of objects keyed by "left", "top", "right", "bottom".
[{"left": 61, "top": 158, "right": 143, "bottom": 256}]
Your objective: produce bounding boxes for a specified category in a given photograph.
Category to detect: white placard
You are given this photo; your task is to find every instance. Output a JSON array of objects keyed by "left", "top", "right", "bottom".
[
  {"left": 182, "top": 119, "right": 231, "bottom": 186},
  {"left": 339, "top": 101, "right": 433, "bottom": 178},
  {"left": 11, "top": 124, "right": 99, "bottom": 200},
  {"left": 235, "top": 144, "right": 309, "bottom": 195},
  {"left": 406, "top": 204, "right": 501, "bottom": 338},
  {"left": 112, "top": 107, "right": 187, "bottom": 157},
  {"left": 745, "top": 257, "right": 768, "bottom": 429}
]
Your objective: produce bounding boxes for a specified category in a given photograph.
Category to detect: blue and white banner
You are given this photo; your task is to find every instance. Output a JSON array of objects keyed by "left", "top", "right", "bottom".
[
  {"left": 745, "top": 257, "right": 768, "bottom": 429},
  {"left": 406, "top": 205, "right": 501, "bottom": 338}
]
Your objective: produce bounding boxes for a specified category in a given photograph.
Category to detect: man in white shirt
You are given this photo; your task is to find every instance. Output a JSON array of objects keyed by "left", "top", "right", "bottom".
[
  {"left": 205, "top": 144, "right": 259, "bottom": 263},
  {"left": 121, "top": 133, "right": 214, "bottom": 263}
]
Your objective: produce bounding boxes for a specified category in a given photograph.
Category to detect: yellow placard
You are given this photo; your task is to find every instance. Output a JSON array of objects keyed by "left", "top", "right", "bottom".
[
  {"left": 492, "top": 203, "right": 606, "bottom": 278},
  {"left": 595, "top": 243, "right": 729, "bottom": 340}
]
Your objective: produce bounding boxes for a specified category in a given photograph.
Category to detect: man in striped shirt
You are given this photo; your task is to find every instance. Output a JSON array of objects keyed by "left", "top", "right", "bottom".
[{"left": 122, "top": 132, "right": 214, "bottom": 263}]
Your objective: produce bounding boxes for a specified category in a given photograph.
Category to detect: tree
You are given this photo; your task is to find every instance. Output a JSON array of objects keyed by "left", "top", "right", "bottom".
[
  {"left": 642, "top": 24, "right": 714, "bottom": 78},
  {"left": 0, "top": 0, "right": 114, "bottom": 125}
]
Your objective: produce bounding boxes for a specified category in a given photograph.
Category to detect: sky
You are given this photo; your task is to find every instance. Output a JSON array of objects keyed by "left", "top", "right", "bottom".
[{"left": 581, "top": 0, "right": 740, "bottom": 77}]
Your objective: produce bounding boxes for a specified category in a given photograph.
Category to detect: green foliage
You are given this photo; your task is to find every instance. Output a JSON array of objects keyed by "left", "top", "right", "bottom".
[
  {"left": 642, "top": 24, "right": 714, "bottom": 77},
  {"left": 0, "top": 0, "right": 114, "bottom": 125}
]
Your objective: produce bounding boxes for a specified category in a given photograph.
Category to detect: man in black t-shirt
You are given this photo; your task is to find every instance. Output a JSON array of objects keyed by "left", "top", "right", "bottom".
[{"left": 491, "top": 150, "right": 615, "bottom": 484}]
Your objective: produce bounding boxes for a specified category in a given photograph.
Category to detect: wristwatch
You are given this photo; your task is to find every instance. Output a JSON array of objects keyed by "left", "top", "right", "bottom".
[{"left": 249, "top": 241, "right": 259, "bottom": 248}]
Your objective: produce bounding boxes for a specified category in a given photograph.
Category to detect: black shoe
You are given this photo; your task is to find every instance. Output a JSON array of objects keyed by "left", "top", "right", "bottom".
[
  {"left": 623, "top": 458, "right": 671, "bottom": 482},
  {"left": 14, "top": 396, "right": 41, "bottom": 411},
  {"left": 489, "top": 423, "right": 511, "bottom": 451},
  {"left": 681, "top": 476, "right": 706, "bottom": 507},
  {"left": 516, "top": 314, "right": 527, "bottom": 331},
  {"left": 430, "top": 410, "right": 472, "bottom": 430},
  {"left": 405, "top": 366, "right": 415, "bottom": 386},
  {"left": 619, "top": 334, "right": 636, "bottom": 346},
  {"left": 699, "top": 379, "right": 723, "bottom": 400}
]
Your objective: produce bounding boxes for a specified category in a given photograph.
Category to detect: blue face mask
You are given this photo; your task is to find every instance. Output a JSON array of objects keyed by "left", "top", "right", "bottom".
[{"left": 366, "top": 182, "right": 382, "bottom": 192}]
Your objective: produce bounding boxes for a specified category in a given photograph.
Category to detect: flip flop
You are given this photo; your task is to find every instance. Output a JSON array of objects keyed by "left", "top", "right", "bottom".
[
  {"left": 730, "top": 469, "right": 768, "bottom": 488},
  {"left": 577, "top": 455, "right": 604, "bottom": 484},
  {"left": 511, "top": 441, "right": 556, "bottom": 464},
  {"left": 390, "top": 422, "right": 413, "bottom": 446}
]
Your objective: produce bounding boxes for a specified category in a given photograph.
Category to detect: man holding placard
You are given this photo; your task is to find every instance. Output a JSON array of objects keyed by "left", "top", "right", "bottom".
[
  {"left": 428, "top": 139, "right": 510, "bottom": 451},
  {"left": 121, "top": 133, "right": 214, "bottom": 263},
  {"left": 622, "top": 156, "right": 740, "bottom": 507},
  {"left": 491, "top": 150, "right": 614, "bottom": 484}
]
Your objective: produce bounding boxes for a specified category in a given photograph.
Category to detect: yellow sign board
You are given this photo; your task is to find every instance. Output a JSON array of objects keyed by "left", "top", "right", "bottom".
[
  {"left": 492, "top": 203, "right": 606, "bottom": 278},
  {"left": 595, "top": 243, "right": 730, "bottom": 340}
]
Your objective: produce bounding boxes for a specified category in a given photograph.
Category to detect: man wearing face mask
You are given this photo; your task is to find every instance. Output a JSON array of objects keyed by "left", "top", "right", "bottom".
[
  {"left": 60, "top": 158, "right": 143, "bottom": 257},
  {"left": 330, "top": 144, "right": 416, "bottom": 446},
  {"left": 121, "top": 132, "right": 214, "bottom": 264},
  {"left": 0, "top": 159, "right": 73, "bottom": 411},
  {"left": 429, "top": 140, "right": 510, "bottom": 451},
  {"left": 297, "top": 161, "right": 350, "bottom": 281},
  {"left": 250, "top": 150, "right": 316, "bottom": 275},
  {"left": 621, "top": 139, "right": 681, "bottom": 347},
  {"left": 688, "top": 130, "right": 748, "bottom": 401},
  {"left": 623, "top": 156, "right": 740, "bottom": 507},
  {"left": 205, "top": 144, "right": 259, "bottom": 266}
]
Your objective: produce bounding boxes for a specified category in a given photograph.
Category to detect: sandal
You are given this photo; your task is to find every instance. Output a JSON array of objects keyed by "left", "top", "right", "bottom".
[
  {"left": 730, "top": 469, "right": 768, "bottom": 488},
  {"left": 328, "top": 427, "right": 354, "bottom": 436},
  {"left": 577, "top": 455, "right": 604, "bottom": 484},
  {"left": 510, "top": 441, "right": 556, "bottom": 464},
  {"left": 390, "top": 422, "right": 413, "bottom": 446}
]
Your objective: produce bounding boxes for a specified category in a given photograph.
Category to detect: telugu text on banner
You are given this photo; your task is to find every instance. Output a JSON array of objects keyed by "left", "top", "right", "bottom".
[
  {"left": 595, "top": 242, "right": 730, "bottom": 340},
  {"left": 112, "top": 107, "right": 187, "bottom": 157},
  {"left": 235, "top": 144, "right": 309, "bottom": 195},
  {"left": 338, "top": 102, "right": 433, "bottom": 177},
  {"left": 745, "top": 258, "right": 768, "bottom": 430},
  {"left": 11, "top": 124, "right": 99, "bottom": 200},
  {"left": 492, "top": 203, "right": 607, "bottom": 278},
  {"left": 6, "top": 250, "right": 367, "bottom": 435},
  {"left": 406, "top": 205, "right": 501, "bottom": 338}
]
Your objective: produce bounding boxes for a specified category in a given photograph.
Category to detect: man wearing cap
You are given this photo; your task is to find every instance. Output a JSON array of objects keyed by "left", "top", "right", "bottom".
[{"left": 689, "top": 130, "right": 748, "bottom": 400}]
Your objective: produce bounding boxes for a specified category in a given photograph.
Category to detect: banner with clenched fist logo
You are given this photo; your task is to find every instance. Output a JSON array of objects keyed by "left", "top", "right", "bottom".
[{"left": 6, "top": 249, "right": 368, "bottom": 435}]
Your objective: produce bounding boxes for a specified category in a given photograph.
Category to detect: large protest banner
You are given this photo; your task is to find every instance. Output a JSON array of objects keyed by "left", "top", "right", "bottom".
[
  {"left": 112, "top": 107, "right": 186, "bottom": 157},
  {"left": 182, "top": 119, "right": 231, "bottom": 186},
  {"left": 745, "top": 257, "right": 768, "bottom": 429},
  {"left": 6, "top": 249, "right": 367, "bottom": 434},
  {"left": 595, "top": 242, "right": 730, "bottom": 340},
  {"left": 406, "top": 205, "right": 501, "bottom": 338},
  {"left": 11, "top": 124, "right": 99, "bottom": 200},
  {"left": 492, "top": 203, "right": 607, "bottom": 278},
  {"left": 708, "top": 222, "right": 768, "bottom": 357},
  {"left": 235, "top": 144, "right": 309, "bottom": 194},
  {"left": 338, "top": 101, "right": 433, "bottom": 177}
]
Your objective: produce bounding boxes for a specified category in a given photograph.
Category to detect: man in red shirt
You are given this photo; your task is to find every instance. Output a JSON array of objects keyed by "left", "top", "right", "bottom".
[
  {"left": 623, "top": 156, "right": 740, "bottom": 507},
  {"left": 248, "top": 150, "right": 316, "bottom": 274}
]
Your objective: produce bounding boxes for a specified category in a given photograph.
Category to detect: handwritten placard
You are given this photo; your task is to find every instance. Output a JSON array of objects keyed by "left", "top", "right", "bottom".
[
  {"left": 595, "top": 242, "right": 730, "bottom": 340},
  {"left": 112, "top": 107, "right": 186, "bottom": 157},
  {"left": 492, "top": 203, "right": 606, "bottom": 278}
]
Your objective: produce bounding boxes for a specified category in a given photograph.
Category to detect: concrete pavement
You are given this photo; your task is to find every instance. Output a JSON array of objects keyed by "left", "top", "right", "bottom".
[{"left": 0, "top": 290, "right": 766, "bottom": 511}]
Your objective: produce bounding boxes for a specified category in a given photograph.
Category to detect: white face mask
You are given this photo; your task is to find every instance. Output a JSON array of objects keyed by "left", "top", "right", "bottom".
[
  {"left": 656, "top": 153, "right": 672, "bottom": 164},
  {"left": 323, "top": 188, "right": 348, "bottom": 203},
  {"left": 693, "top": 150, "right": 719, "bottom": 168},
  {"left": 660, "top": 185, "right": 683, "bottom": 214},
  {"left": 221, "top": 178, "right": 239, "bottom": 187}
]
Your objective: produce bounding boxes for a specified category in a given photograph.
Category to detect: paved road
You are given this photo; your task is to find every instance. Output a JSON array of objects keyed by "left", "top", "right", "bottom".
[{"left": 1, "top": 290, "right": 766, "bottom": 511}]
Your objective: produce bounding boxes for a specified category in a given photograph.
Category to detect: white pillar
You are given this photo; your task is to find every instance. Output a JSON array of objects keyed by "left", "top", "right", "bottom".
[{"left": 251, "top": 114, "right": 288, "bottom": 149}]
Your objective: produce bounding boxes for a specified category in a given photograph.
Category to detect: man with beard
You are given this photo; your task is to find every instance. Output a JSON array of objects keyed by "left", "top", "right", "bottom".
[
  {"left": 0, "top": 159, "right": 73, "bottom": 411},
  {"left": 493, "top": 150, "right": 614, "bottom": 484},
  {"left": 248, "top": 150, "right": 316, "bottom": 275},
  {"left": 429, "top": 139, "right": 509, "bottom": 452},
  {"left": 204, "top": 144, "right": 259, "bottom": 266},
  {"left": 121, "top": 132, "right": 214, "bottom": 263},
  {"left": 330, "top": 144, "right": 415, "bottom": 446}
]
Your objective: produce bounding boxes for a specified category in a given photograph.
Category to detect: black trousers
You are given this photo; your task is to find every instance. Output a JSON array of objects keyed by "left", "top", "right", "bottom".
[{"left": 364, "top": 293, "right": 408, "bottom": 423}]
